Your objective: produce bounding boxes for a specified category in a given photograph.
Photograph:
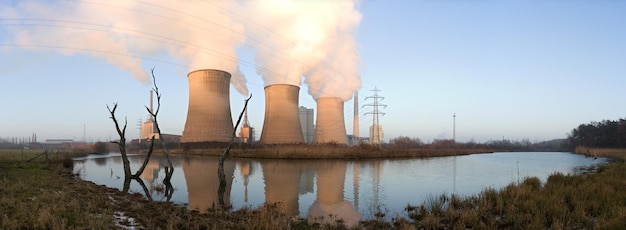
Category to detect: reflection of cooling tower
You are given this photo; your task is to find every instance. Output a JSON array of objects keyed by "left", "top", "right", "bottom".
[
  {"left": 308, "top": 162, "right": 361, "bottom": 228},
  {"left": 182, "top": 157, "right": 235, "bottom": 212},
  {"left": 260, "top": 84, "right": 304, "bottom": 144},
  {"left": 181, "top": 69, "right": 234, "bottom": 145},
  {"left": 262, "top": 161, "right": 303, "bottom": 216},
  {"left": 315, "top": 97, "right": 348, "bottom": 144}
]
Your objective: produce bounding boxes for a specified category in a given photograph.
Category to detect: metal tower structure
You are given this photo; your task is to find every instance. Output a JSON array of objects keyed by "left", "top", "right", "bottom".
[{"left": 363, "top": 87, "right": 386, "bottom": 146}]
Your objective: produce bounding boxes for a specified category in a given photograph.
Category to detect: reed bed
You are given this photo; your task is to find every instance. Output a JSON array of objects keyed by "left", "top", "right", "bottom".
[
  {"left": 390, "top": 163, "right": 626, "bottom": 229},
  {"left": 172, "top": 145, "right": 494, "bottom": 159},
  {"left": 574, "top": 146, "right": 626, "bottom": 161}
]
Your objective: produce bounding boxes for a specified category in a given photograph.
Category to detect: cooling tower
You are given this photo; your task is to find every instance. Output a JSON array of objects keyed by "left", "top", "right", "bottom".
[
  {"left": 181, "top": 69, "right": 234, "bottom": 147},
  {"left": 314, "top": 97, "right": 348, "bottom": 144},
  {"left": 259, "top": 84, "right": 304, "bottom": 144}
]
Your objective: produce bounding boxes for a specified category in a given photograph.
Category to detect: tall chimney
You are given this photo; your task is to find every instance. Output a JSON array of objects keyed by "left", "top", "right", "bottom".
[
  {"left": 314, "top": 97, "right": 348, "bottom": 144},
  {"left": 260, "top": 84, "right": 304, "bottom": 144},
  {"left": 149, "top": 90, "right": 153, "bottom": 119},
  {"left": 181, "top": 69, "right": 234, "bottom": 145},
  {"left": 353, "top": 91, "right": 359, "bottom": 137}
]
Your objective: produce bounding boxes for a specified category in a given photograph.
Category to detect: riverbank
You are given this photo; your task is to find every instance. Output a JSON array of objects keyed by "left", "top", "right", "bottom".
[
  {"left": 0, "top": 150, "right": 331, "bottom": 229},
  {"left": 2, "top": 149, "right": 626, "bottom": 229},
  {"left": 164, "top": 145, "right": 495, "bottom": 159}
]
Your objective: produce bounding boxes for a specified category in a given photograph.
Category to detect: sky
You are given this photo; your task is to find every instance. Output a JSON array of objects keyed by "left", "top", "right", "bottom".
[{"left": 1, "top": 0, "right": 625, "bottom": 144}]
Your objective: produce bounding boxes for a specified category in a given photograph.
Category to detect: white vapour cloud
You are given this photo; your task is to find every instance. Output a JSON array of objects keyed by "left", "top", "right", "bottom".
[
  {"left": 2, "top": 0, "right": 363, "bottom": 99},
  {"left": 1, "top": 0, "right": 249, "bottom": 95},
  {"left": 242, "top": 0, "right": 362, "bottom": 101}
]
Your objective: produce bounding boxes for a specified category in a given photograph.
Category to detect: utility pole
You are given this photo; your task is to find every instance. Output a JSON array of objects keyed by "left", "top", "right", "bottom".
[
  {"left": 453, "top": 113, "right": 456, "bottom": 142},
  {"left": 363, "top": 87, "right": 386, "bottom": 147}
]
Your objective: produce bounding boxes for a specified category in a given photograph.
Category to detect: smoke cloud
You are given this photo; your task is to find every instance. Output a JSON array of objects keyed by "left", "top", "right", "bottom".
[
  {"left": 2, "top": 0, "right": 363, "bottom": 99},
  {"left": 242, "top": 0, "right": 362, "bottom": 101},
  {"left": 1, "top": 0, "right": 249, "bottom": 95}
]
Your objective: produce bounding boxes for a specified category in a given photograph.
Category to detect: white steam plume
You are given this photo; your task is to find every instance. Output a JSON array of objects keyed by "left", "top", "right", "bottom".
[
  {"left": 1, "top": 0, "right": 249, "bottom": 95},
  {"left": 243, "top": 0, "right": 362, "bottom": 100}
]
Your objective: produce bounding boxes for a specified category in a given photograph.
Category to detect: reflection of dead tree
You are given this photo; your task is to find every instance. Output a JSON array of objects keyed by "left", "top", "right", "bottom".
[
  {"left": 107, "top": 68, "right": 174, "bottom": 197},
  {"left": 218, "top": 94, "right": 252, "bottom": 207},
  {"left": 107, "top": 104, "right": 138, "bottom": 194}
]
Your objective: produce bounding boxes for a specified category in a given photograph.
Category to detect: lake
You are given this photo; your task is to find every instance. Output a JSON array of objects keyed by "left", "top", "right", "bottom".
[{"left": 73, "top": 152, "right": 608, "bottom": 224}]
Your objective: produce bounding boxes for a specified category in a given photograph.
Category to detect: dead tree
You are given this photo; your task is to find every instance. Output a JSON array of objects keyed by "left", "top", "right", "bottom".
[
  {"left": 107, "top": 68, "right": 173, "bottom": 197},
  {"left": 143, "top": 68, "right": 174, "bottom": 185},
  {"left": 107, "top": 103, "right": 132, "bottom": 179},
  {"left": 218, "top": 94, "right": 252, "bottom": 207}
]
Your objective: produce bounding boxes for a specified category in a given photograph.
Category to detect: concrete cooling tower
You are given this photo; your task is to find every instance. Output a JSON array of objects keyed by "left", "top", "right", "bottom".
[
  {"left": 259, "top": 84, "right": 304, "bottom": 144},
  {"left": 181, "top": 69, "right": 234, "bottom": 148},
  {"left": 314, "top": 97, "right": 348, "bottom": 144}
]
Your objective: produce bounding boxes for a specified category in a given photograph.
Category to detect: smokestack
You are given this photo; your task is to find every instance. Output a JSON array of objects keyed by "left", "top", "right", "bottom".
[
  {"left": 181, "top": 69, "right": 234, "bottom": 146},
  {"left": 149, "top": 90, "right": 153, "bottom": 119},
  {"left": 260, "top": 84, "right": 304, "bottom": 144},
  {"left": 315, "top": 97, "right": 348, "bottom": 144},
  {"left": 353, "top": 91, "right": 359, "bottom": 137}
]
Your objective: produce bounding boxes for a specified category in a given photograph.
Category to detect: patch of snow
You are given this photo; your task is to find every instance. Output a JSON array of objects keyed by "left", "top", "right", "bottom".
[{"left": 113, "top": 211, "right": 143, "bottom": 230}]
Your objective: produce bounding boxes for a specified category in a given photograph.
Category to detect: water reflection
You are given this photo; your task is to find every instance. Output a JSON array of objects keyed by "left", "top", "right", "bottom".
[
  {"left": 74, "top": 152, "right": 609, "bottom": 221},
  {"left": 308, "top": 161, "right": 360, "bottom": 227},
  {"left": 181, "top": 157, "right": 235, "bottom": 212},
  {"left": 262, "top": 160, "right": 306, "bottom": 216}
]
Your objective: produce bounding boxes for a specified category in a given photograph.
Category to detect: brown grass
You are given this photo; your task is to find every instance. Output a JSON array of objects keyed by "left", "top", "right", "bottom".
[
  {"left": 574, "top": 146, "right": 626, "bottom": 161},
  {"left": 165, "top": 145, "right": 494, "bottom": 159}
]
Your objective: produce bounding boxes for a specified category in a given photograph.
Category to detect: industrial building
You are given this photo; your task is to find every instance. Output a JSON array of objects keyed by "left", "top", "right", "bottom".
[
  {"left": 314, "top": 97, "right": 348, "bottom": 144},
  {"left": 369, "top": 124, "right": 384, "bottom": 145},
  {"left": 259, "top": 84, "right": 305, "bottom": 144},
  {"left": 181, "top": 69, "right": 234, "bottom": 148},
  {"left": 299, "top": 106, "right": 314, "bottom": 144},
  {"left": 238, "top": 105, "right": 255, "bottom": 145}
]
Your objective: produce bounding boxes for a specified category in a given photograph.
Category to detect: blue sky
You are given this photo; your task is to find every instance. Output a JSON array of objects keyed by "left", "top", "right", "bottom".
[{"left": 1, "top": 0, "right": 625, "bottom": 143}]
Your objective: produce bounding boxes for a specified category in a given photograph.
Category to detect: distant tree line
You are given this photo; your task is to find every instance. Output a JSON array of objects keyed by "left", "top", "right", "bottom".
[
  {"left": 566, "top": 118, "right": 626, "bottom": 149},
  {"left": 386, "top": 136, "right": 564, "bottom": 151}
]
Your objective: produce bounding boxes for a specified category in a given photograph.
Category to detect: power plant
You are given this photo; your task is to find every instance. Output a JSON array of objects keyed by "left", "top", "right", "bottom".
[
  {"left": 178, "top": 71, "right": 356, "bottom": 147},
  {"left": 259, "top": 84, "right": 305, "bottom": 144},
  {"left": 314, "top": 97, "right": 348, "bottom": 144},
  {"left": 181, "top": 69, "right": 234, "bottom": 148}
]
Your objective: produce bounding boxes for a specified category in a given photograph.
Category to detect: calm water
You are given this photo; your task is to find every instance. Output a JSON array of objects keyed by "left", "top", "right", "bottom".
[{"left": 73, "top": 152, "right": 608, "bottom": 224}]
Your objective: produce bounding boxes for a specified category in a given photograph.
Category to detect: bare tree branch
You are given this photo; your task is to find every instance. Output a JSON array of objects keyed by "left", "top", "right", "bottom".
[
  {"left": 107, "top": 103, "right": 131, "bottom": 179},
  {"left": 135, "top": 135, "right": 156, "bottom": 177},
  {"left": 148, "top": 68, "right": 174, "bottom": 184},
  {"left": 220, "top": 94, "right": 253, "bottom": 165},
  {"left": 218, "top": 94, "right": 252, "bottom": 208}
]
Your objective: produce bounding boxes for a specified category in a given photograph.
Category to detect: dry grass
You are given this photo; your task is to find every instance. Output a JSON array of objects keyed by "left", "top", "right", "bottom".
[
  {"left": 574, "top": 146, "right": 626, "bottom": 161},
  {"left": 169, "top": 145, "right": 494, "bottom": 159},
  {"left": 399, "top": 162, "right": 626, "bottom": 229}
]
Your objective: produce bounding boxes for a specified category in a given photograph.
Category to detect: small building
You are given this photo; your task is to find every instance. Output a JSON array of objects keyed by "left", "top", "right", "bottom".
[
  {"left": 43, "top": 139, "right": 87, "bottom": 150},
  {"left": 299, "top": 106, "right": 314, "bottom": 144}
]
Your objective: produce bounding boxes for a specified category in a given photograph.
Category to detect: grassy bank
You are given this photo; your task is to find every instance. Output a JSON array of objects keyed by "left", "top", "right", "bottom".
[
  {"left": 0, "top": 150, "right": 343, "bottom": 230},
  {"left": 168, "top": 145, "right": 494, "bottom": 159},
  {"left": 3, "top": 148, "right": 626, "bottom": 229},
  {"left": 574, "top": 146, "right": 626, "bottom": 161}
]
